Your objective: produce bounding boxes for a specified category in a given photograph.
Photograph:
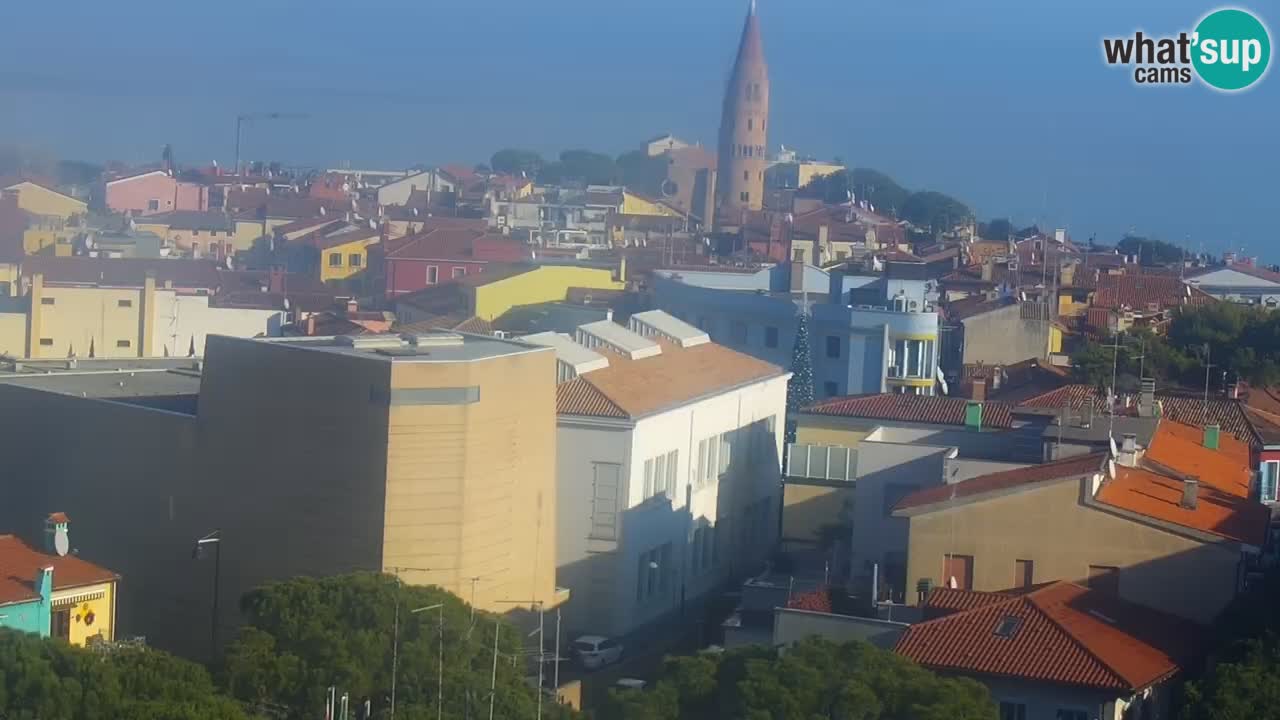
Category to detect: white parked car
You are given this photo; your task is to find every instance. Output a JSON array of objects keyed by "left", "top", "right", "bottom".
[
  {"left": 614, "top": 678, "right": 647, "bottom": 691},
  {"left": 572, "top": 635, "right": 623, "bottom": 670}
]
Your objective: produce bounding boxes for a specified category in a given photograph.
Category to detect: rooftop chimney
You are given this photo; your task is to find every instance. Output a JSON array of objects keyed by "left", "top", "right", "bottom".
[
  {"left": 971, "top": 377, "right": 987, "bottom": 402},
  {"left": 964, "top": 401, "right": 983, "bottom": 432},
  {"left": 1203, "top": 424, "right": 1220, "bottom": 450},
  {"left": 1180, "top": 476, "right": 1199, "bottom": 510},
  {"left": 44, "top": 513, "right": 70, "bottom": 556},
  {"left": 1137, "top": 378, "right": 1156, "bottom": 418},
  {"left": 1118, "top": 433, "right": 1138, "bottom": 467},
  {"left": 789, "top": 258, "right": 805, "bottom": 292}
]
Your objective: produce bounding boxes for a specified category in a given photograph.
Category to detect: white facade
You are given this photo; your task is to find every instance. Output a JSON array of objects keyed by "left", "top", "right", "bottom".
[
  {"left": 376, "top": 170, "right": 456, "bottom": 207},
  {"left": 1186, "top": 268, "right": 1280, "bottom": 307},
  {"left": 151, "top": 292, "right": 284, "bottom": 356},
  {"left": 556, "top": 374, "right": 788, "bottom": 638}
]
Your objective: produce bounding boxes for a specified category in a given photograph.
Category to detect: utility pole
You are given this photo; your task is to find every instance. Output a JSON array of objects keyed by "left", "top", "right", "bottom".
[
  {"left": 1202, "top": 343, "right": 1215, "bottom": 425},
  {"left": 488, "top": 621, "right": 500, "bottom": 720}
]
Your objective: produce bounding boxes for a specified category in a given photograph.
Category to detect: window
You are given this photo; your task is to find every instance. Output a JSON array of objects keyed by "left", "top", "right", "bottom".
[
  {"left": 764, "top": 326, "right": 779, "bottom": 348},
  {"left": 117, "top": 299, "right": 132, "bottom": 308},
  {"left": 836, "top": 251, "right": 848, "bottom": 260},
  {"left": 740, "top": 191, "right": 749, "bottom": 203},
  {"left": 40, "top": 297, "right": 55, "bottom": 306},
  {"left": 427, "top": 266, "right": 439, "bottom": 284},
  {"left": 1261, "top": 461, "right": 1279, "bottom": 502},
  {"left": 116, "top": 340, "right": 131, "bottom": 348},
  {"left": 636, "top": 544, "right": 672, "bottom": 602},
  {"left": 1055, "top": 711, "right": 1088, "bottom": 720},
  {"left": 747, "top": 117, "right": 753, "bottom": 131},
  {"left": 192, "top": 230, "right": 200, "bottom": 236},
  {"left": 147, "top": 199, "right": 160, "bottom": 211},
  {"left": 642, "top": 450, "right": 677, "bottom": 500},
  {"left": 590, "top": 463, "right": 621, "bottom": 540},
  {"left": 1014, "top": 559, "right": 1034, "bottom": 589},
  {"left": 743, "top": 170, "right": 749, "bottom": 182},
  {"left": 349, "top": 253, "right": 362, "bottom": 268},
  {"left": 994, "top": 615, "right": 1022, "bottom": 638},
  {"left": 39, "top": 338, "right": 53, "bottom": 346},
  {"left": 718, "top": 433, "right": 732, "bottom": 475},
  {"left": 52, "top": 608, "right": 71, "bottom": 641},
  {"left": 731, "top": 321, "right": 747, "bottom": 344},
  {"left": 823, "top": 381, "right": 838, "bottom": 397},
  {"left": 328, "top": 252, "right": 342, "bottom": 267},
  {"left": 999, "top": 702, "right": 1027, "bottom": 720},
  {"left": 792, "top": 249, "right": 805, "bottom": 262},
  {"left": 452, "top": 267, "right": 465, "bottom": 279},
  {"left": 943, "top": 554, "right": 974, "bottom": 590},
  {"left": 1087, "top": 565, "right": 1120, "bottom": 595},
  {"left": 825, "top": 335, "right": 840, "bottom": 358},
  {"left": 697, "top": 436, "right": 721, "bottom": 487}
]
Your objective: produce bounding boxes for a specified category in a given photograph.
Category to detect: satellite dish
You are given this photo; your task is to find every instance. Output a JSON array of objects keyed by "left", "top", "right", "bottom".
[
  {"left": 225, "top": 256, "right": 234, "bottom": 270},
  {"left": 85, "top": 235, "right": 96, "bottom": 249},
  {"left": 54, "top": 527, "right": 69, "bottom": 557},
  {"left": 412, "top": 207, "right": 420, "bottom": 217},
  {"left": 660, "top": 179, "right": 679, "bottom": 198},
  {"left": 283, "top": 297, "right": 291, "bottom": 310},
  {"left": 319, "top": 206, "right": 327, "bottom": 216},
  {"left": 342, "top": 182, "right": 351, "bottom": 193}
]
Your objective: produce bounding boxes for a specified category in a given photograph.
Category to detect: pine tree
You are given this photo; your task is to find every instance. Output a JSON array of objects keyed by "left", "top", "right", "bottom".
[{"left": 785, "top": 310, "right": 816, "bottom": 446}]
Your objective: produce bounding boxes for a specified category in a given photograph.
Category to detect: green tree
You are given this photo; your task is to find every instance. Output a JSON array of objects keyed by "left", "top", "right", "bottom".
[
  {"left": 220, "top": 573, "right": 574, "bottom": 720},
  {"left": 785, "top": 311, "right": 816, "bottom": 446},
  {"left": 979, "top": 218, "right": 1013, "bottom": 242},
  {"left": 1183, "top": 638, "right": 1280, "bottom": 720},
  {"left": 602, "top": 638, "right": 995, "bottom": 720},
  {"left": 540, "top": 149, "right": 617, "bottom": 186},
  {"left": 901, "top": 191, "right": 972, "bottom": 234},
  {"left": 848, "top": 168, "right": 911, "bottom": 216},
  {"left": 0, "top": 628, "right": 246, "bottom": 719},
  {"left": 616, "top": 150, "right": 669, "bottom": 196},
  {"left": 489, "top": 148, "right": 544, "bottom": 177},
  {"left": 1117, "top": 234, "right": 1185, "bottom": 266}
]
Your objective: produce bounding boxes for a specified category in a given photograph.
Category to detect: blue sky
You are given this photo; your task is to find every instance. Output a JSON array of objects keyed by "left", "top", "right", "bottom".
[{"left": 0, "top": 0, "right": 1275, "bottom": 257}]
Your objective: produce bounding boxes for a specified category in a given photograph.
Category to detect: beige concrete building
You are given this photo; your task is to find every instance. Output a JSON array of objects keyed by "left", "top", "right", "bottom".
[
  {"left": 892, "top": 420, "right": 1269, "bottom": 623},
  {"left": 0, "top": 331, "right": 562, "bottom": 658}
]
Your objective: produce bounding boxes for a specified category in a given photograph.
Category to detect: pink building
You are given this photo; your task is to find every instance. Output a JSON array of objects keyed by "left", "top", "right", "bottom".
[{"left": 105, "top": 171, "right": 209, "bottom": 215}]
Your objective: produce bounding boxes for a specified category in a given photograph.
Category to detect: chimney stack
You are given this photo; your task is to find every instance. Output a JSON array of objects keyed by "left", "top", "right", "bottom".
[
  {"left": 789, "top": 257, "right": 805, "bottom": 292},
  {"left": 1137, "top": 378, "right": 1156, "bottom": 417},
  {"left": 1203, "top": 424, "right": 1220, "bottom": 451},
  {"left": 1180, "top": 476, "right": 1199, "bottom": 509},
  {"left": 1118, "top": 433, "right": 1138, "bottom": 466},
  {"left": 971, "top": 377, "right": 987, "bottom": 402}
]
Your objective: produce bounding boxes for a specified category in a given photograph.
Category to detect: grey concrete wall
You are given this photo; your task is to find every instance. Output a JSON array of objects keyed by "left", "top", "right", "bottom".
[
  {"left": 960, "top": 303, "right": 1048, "bottom": 367},
  {"left": 773, "top": 608, "right": 907, "bottom": 649}
]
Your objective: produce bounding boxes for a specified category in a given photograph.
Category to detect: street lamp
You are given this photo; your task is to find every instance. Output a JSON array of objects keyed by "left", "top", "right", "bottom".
[
  {"left": 411, "top": 603, "right": 446, "bottom": 720},
  {"left": 192, "top": 530, "right": 222, "bottom": 655},
  {"left": 386, "top": 567, "right": 454, "bottom": 720}
]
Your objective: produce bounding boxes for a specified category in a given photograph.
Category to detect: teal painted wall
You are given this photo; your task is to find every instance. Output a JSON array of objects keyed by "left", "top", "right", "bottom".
[{"left": 0, "top": 568, "right": 52, "bottom": 637}]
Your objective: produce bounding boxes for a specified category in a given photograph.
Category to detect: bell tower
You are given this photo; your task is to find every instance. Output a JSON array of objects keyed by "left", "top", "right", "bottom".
[{"left": 716, "top": 0, "right": 770, "bottom": 226}]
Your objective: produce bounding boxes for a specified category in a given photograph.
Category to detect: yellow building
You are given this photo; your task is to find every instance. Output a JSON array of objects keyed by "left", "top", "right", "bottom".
[
  {"left": 796, "top": 161, "right": 845, "bottom": 189},
  {"left": 395, "top": 263, "right": 627, "bottom": 326},
  {"left": 0, "top": 331, "right": 564, "bottom": 657},
  {"left": 0, "top": 515, "right": 118, "bottom": 647},
  {"left": 319, "top": 229, "right": 380, "bottom": 283},
  {"left": 620, "top": 191, "right": 685, "bottom": 218},
  {"left": 3, "top": 181, "right": 87, "bottom": 221},
  {"left": 22, "top": 217, "right": 76, "bottom": 257}
]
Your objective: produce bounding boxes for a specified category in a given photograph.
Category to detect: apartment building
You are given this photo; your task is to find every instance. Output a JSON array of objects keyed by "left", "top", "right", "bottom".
[
  {"left": 526, "top": 310, "right": 789, "bottom": 637},
  {"left": 0, "top": 331, "right": 562, "bottom": 658},
  {"left": 652, "top": 256, "right": 940, "bottom": 398}
]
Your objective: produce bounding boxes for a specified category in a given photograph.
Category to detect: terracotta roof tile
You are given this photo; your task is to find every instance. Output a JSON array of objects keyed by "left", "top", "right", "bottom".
[
  {"left": 1018, "top": 385, "right": 1257, "bottom": 446},
  {"left": 557, "top": 376, "right": 627, "bottom": 418},
  {"left": 804, "top": 393, "right": 1014, "bottom": 429},
  {"left": 896, "top": 582, "right": 1203, "bottom": 692},
  {"left": 895, "top": 453, "right": 1106, "bottom": 513},
  {"left": 557, "top": 342, "right": 785, "bottom": 419},
  {"left": 1093, "top": 274, "right": 1214, "bottom": 310},
  {"left": 0, "top": 534, "right": 118, "bottom": 605},
  {"left": 1096, "top": 466, "right": 1268, "bottom": 545},
  {"left": 1144, "top": 420, "right": 1251, "bottom": 497}
]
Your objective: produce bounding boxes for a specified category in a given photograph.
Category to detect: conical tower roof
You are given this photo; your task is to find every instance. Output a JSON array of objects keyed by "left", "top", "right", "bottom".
[{"left": 729, "top": 1, "right": 767, "bottom": 83}]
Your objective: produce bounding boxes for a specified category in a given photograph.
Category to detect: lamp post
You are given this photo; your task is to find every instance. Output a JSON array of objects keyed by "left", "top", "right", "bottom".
[
  {"left": 411, "top": 603, "right": 446, "bottom": 720},
  {"left": 387, "top": 567, "right": 454, "bottom": 720},
  {"left": 192, "top": 530, "right": 221, "bottom": 656}
]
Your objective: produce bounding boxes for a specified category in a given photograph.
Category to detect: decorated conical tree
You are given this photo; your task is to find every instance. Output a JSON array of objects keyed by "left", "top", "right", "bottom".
[{"left": 785, "top": 310, "right": 816, "bottom": 447}]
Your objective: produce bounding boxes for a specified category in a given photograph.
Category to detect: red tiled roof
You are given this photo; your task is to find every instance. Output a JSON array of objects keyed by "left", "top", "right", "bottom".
[
  {"left": 1018, "top": 385, "right": 1258, "bottom": 446},
  {"left": 786, "top": 587, "right": 834, "bottom": 613},
  {"left": 1097, "top": 466, "right": 1268, "bottom": 545},
  {"left": 1093, "top": 274, "right": 1214, "bottom": 310},
  {"left": 557, "top": 340, "right": 786, "bottom": 419},
  {"left": 803, "top": 393, "right": 1014, "bottom": 429},
  {"left": 946, "top": 295, "right": 1015, "bottom": 321},
  {"left": 896, "top": 582, "right": 1202, "bottom": 692},
  {"left": 895, "top": 453, "right": 1106, "bottom": 513},
  {"left": 384, "top": 228, "right": 529, "bottom": 262},
  {"left": 557, "top": 376, "right": 627, "bottom": 418},
  {"left": 0, "top": 534, "right": 118, "bottom": 605},
  {"left": 1145, "top": 419, "right": 1251, "bottom": 496}
]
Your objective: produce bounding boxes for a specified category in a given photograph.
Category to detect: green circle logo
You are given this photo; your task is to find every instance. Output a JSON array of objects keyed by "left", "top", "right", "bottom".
[{"left": 1193, "top": 8, "right": 1271, "bottom": 91}]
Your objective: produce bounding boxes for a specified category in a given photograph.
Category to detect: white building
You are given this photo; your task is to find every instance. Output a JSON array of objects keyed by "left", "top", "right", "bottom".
[
  {"left": 1185, "top": 264, "right": 1280, "bottom": 307},
  {"left": 375, "top": 170, "right": 457, "bottom": 207},
  {"left": 527, "top": 310, "right": 789, "bottom": 638}
]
